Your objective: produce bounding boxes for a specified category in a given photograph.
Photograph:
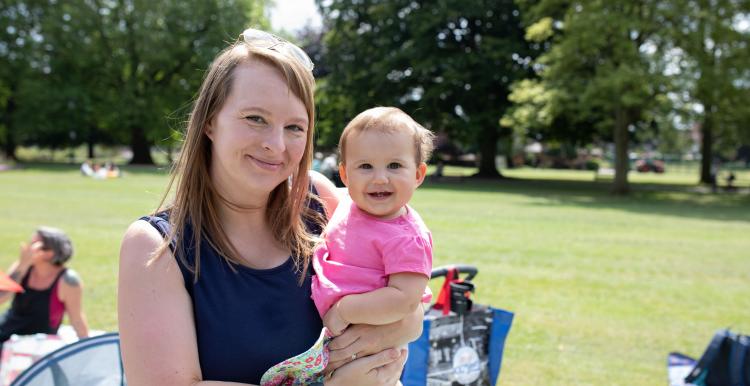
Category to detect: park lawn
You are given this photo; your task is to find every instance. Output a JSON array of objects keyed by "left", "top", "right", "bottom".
[{"left": 1, "top": 164, "right": 749, "bottom": 386}]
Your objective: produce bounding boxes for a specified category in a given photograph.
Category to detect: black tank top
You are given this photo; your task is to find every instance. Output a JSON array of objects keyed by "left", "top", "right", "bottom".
[
  {"left": 9, "top": 267, "right": 67, "bottom": 334},
  {"left": 140, "top": 192, "right": 326, "bottom": 383}
]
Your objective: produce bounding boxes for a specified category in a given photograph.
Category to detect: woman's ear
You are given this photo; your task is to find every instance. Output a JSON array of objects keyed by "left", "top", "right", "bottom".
[{"left": 205, "top": 122, "right": 214, "bottom": 141}]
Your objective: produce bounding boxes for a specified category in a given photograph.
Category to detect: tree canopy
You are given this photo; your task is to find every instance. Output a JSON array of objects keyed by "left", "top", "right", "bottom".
[
  {"left": 1, "top": 0, "right": 268, "bottom": 163},
  {"left": 315, "top": 0, "right": 535, "bottom": 177}
]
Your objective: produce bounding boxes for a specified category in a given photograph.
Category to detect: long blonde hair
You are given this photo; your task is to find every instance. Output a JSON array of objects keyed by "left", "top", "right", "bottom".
[{"left": 153, "top": 39, "right": 320, "bottom": 282}]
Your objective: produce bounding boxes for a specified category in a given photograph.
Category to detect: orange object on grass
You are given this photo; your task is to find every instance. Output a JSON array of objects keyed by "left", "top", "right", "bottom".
[{"left": 0, "top": 270, "right": 23, "bottom": 293}]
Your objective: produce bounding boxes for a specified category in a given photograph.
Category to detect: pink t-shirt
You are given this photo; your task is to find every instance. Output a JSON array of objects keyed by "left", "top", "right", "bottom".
[{"left": 311, "top": 197, "right": 433, "bottom": 317}]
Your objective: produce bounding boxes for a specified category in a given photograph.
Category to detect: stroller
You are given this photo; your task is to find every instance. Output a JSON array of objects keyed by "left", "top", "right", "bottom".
[{"left": 401, "top": 265, "right": 514, "bottom": 386}]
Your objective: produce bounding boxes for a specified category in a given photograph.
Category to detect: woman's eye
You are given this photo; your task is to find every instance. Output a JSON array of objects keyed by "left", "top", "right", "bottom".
[
  {"left": 388, "top": 162, "right": 402, "bottom": 169},
  {"left": 359, "top": 163, "right": 372, "bottom": 170},
  {"left": 286, "top": 125, "right": 305, "bottom": 133},
  {"left": 245, "top": 115, "right": 266, "bottom": 124}
]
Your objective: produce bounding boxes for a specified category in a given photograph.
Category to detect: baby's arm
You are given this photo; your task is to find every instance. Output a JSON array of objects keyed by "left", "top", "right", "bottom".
[{"left": 324, "top": 272, "right": 428, "bottom": 335}]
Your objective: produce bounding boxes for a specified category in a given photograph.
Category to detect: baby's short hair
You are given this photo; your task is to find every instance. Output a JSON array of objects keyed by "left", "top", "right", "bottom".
[{"left": 339, "top": 107, "right": 435, "bottom": 165}]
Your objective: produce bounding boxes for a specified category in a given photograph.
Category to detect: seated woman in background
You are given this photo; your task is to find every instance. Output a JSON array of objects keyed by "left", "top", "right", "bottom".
[{"left": 0, "top": 227, "right": 90, "bottom": 351}]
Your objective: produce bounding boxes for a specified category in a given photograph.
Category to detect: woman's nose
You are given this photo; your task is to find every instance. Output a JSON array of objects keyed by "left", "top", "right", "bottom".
[{"left": 261, "top": 127, "right": 285, "bottom": 152}]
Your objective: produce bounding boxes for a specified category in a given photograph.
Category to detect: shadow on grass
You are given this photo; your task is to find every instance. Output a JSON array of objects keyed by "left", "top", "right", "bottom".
[{"left": 421, "top": 176, "right": 750, "bottom": 223}]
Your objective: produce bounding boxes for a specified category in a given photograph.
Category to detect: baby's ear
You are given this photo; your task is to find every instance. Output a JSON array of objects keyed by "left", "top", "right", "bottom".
[
  {"left": 338, "top": 163, "right": 349, "bottom": 186},
  {"left": 415, "top": 162, "right": 427, "bottom": 186}
]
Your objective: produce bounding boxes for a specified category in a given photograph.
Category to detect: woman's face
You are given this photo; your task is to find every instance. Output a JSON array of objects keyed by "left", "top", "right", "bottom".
[
  {"left": 29, "top": 233, "right": 53, "bottom": 264},
  {"left": 207, "top": 60, "right": 309, "bottom": 203}
]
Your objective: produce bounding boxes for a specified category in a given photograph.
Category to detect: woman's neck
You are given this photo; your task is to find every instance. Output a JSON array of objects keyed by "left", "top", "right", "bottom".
[
  {"left": 215, "top": 194, "right": 290, "bottom": 270},
  {"left": 31, "top": 261, "right": 63, "bottom": 278},
  {"left": 217, "top": 200, "right": 267, "bottom": 236}
]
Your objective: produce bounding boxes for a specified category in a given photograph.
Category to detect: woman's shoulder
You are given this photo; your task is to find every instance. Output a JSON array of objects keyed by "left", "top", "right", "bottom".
[
  {"left": 137, "top": 211, "right": 171, "bottom": 237},
  {"left": 121, "top": 218, "right": 174, "bottom": 268},
  {"left": 59, "top": 268, "right": 82, "bottom": 288}
]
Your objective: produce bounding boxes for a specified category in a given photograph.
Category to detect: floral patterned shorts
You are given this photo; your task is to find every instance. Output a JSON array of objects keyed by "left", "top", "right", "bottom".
[{"left": 260, "top": 328, "right": 332, "bottom": 386}]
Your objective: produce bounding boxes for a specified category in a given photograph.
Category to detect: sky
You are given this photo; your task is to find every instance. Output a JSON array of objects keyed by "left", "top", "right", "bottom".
[{"left": 269, "top": 0, "right": 323, "bottom": 34}]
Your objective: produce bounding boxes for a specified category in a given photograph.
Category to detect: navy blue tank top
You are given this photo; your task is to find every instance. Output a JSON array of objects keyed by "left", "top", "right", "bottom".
[{"left": 141, "top": 198, "right": 324, "bottom": 384}]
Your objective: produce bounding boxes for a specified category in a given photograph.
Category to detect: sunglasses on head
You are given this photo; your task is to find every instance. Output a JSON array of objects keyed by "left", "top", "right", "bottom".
[{"left": 241, "top": 28, "right": 314, "bottom": 72}]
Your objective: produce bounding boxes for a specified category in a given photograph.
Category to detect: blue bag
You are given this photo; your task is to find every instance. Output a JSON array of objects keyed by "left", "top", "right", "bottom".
[{"left": 401, "top": 266, "right": 514, "bottom": 386}]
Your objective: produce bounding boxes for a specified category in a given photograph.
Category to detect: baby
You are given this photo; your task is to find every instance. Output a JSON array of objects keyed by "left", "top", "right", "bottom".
[
  {"left": 312, "top": 106, "right": 434, "bottom": 336},
  {"left": 260, "top": 107, "right": 434, "bottom": 386}
]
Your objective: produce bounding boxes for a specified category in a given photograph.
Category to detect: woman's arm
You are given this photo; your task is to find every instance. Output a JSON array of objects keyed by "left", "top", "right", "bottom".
[
  {"left": 119, "top": 220, "right": 254, "bottom": 386},
  {"left": 58, "top": 270, "right": 89, "bottom": 339},
  {"left": 326, "top": 303, "right": 424, "bottom": 371},
  {"left": 324, "top": 347, "right": 407, "bottom": 386},
  {"left": 0, "top": 242, "right": 36, "bottom": 305},
  {"left": 119, "top": 220, "right": 206, "bottom": 385}
]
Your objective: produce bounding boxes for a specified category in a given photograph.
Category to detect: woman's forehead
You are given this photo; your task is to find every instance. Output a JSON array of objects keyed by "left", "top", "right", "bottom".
[{"left": 228, "top": 61, "right": 307, "bottom": 120}]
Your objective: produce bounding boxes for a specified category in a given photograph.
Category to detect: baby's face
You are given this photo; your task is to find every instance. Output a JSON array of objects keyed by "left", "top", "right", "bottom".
[{"left": 340, "top": 129, "right": 426, "bottom": 219}]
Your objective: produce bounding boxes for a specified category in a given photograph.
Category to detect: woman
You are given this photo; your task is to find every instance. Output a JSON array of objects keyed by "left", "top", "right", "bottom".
[
  {"left": 118, "top": 29, "right": 423, "bottom": 385},
  {"left": 0, "top": 227, "right": 89, "bottom": 349}
]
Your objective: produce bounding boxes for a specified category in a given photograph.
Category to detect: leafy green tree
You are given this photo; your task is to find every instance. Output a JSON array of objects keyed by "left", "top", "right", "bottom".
[
  {"left": 0, "top": 0, "right": 48, "bottom": 160},
  {"left": 316, "top": 0, "right": 534, "bottom": 177},
  {"left": 510, "top": 1, "right": 670, "bottom": 194},
  {"left": 663, "top": 0, "right": 750, "bottom": 182},
  {"left": 3, "top": 0, "right": 268, "bottom": 164},
  {"left": 43, "top": 0, "right": 269, "bottom": 164}
]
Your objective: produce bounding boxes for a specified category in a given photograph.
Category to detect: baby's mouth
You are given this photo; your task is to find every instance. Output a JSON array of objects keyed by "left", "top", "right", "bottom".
[{"left": 368, "top": 191, "right": 392, "bottom": 198}]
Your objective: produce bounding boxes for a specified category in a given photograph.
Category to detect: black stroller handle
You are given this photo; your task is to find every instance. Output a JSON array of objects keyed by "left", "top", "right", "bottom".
[{"left": 431, "top": 265, "right": 478, "bottom": 281}]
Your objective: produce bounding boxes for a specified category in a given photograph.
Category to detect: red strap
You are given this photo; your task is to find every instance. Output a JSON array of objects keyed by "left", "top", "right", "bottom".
[{"left": 433, "top": 267, "right": 459, "bottom": 315}]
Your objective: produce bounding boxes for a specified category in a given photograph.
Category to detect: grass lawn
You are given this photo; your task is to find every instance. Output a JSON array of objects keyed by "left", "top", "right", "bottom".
[{"left": 1, "top": 163, "right": 749, "bottom": 386}]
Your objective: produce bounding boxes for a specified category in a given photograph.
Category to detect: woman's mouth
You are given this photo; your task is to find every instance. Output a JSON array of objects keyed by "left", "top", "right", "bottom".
[{"left": 246, "top": 155, "right": 283, "bottom": 171}]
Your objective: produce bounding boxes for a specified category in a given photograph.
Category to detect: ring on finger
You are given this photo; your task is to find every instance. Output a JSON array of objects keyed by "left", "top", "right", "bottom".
[{"left": 350, "top": 353, "right": 357, "bottom": 361}]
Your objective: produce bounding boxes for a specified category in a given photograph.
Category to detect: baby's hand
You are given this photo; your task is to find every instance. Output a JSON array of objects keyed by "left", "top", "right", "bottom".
[{"left": 323, "top": 302, "right": 350, "bottom": 336}]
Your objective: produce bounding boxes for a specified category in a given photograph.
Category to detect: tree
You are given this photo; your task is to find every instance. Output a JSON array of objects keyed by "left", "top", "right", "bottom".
[
  {"left": 316, "top": 0, "right": 534, "bottom": 177},
  {"left": 2, "top": 0, "right": 268, "bottom": 164},
  {"left": 664, "top": 0, "right": 750, "bottom": 183},
  {"left": 45, "top": 0, "right": 269, "bottom": 164},
  {"left": 0, "top": 0, "right": 48, "bottom": 160},
  {"left": 510, "top": 1, "right": 670, "bottom": 194}
]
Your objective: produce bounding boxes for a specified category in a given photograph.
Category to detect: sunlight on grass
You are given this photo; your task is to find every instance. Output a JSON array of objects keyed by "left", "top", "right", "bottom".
[{"left": 1, "top": 164, "right": 748, "bottom": 386}]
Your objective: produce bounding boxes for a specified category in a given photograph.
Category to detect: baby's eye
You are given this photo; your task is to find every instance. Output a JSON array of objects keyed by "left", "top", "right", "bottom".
[
  {"left": 358, "top": 163, "right": 373, "bottom": 170},
  {"left": 387, "top": 162, "right": 402, "bottom": 169},
  {"left": 245, "top": 115, "right": 267, "bottom": 124}
]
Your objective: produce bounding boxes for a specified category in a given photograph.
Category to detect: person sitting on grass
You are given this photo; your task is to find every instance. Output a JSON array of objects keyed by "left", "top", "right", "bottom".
[{"left": 0, "top": 227, "right": 90, "bottom": 352}]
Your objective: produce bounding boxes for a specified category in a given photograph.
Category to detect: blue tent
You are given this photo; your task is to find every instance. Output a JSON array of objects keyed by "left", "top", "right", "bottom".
[{"left": 10, "top": 333, "right": 125, "bottom": 386}]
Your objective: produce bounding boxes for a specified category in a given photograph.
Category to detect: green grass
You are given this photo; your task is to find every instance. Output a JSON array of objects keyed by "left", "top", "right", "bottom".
[{"left": 1, "top": 163, "right": 749, "bottom": 386}]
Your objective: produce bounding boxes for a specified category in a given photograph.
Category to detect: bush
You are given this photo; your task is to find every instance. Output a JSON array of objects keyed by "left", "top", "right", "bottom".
[{"left": 585, "top": 160, "right": 600, "bottom": 171}]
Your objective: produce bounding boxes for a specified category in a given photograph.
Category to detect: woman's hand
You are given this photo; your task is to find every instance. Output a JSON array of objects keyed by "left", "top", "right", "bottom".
[
  {"left": 327, "top": 304, "right": 423, "bottom": 371},
  {"left": 18, "top": 241, "right": 36, "bottom": 268},
  {"left": 326, "top": 347, "right": 406, "bottom": 386}
]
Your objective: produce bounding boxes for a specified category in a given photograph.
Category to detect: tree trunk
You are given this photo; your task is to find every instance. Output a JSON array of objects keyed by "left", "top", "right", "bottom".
[
  {"left": 475, "top": 124, "right": 503, "bottom": 178},
  {"left": 129, "top": 126, "right": 154, "bottom": 165},
  {"left": 612, "top": 107, "right": 630, "bottom": 195},
  {"left": 87, "top": 128, "right": 96, "bottom": 160},
  {"left": 2, "top": 130, "right": 17, "bottom": 161},
  {"left": 2, "top": 92, "right": 17, "bottom": 161},
  {"left": 699, "top": 105, "right": 714, "bottom": 184}
]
